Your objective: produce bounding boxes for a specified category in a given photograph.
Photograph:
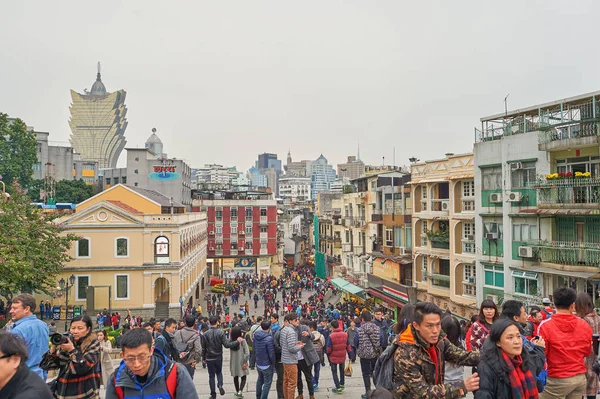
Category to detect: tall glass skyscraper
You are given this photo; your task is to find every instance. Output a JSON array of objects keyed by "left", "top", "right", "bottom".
[{"left": 68, "top": 65, "right": 128, "bottom": 168}]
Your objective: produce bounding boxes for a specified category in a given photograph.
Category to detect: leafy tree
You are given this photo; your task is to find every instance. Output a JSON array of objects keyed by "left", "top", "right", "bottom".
[
  {"left": 26, "top": 179, "right": 45, "bottom": 202},
  {"left": 0, "top": 114, "right": 37, "bottom": 190},
  {"left": 0, "top": 186, "right": 78, "bottom": 300},
  {"left": 55, "top": 179, "right": 94, "bottom": 203}
]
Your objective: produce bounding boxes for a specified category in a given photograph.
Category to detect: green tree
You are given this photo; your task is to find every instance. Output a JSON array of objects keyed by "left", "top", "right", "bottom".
[
  {"left": 55, "top": 179, "right": 94, "bottom": 203},
  {"left": 0, "top": 186, "right": 78, "bottom": 300},
  {"left": 26, "top": 179, "right": 45, "bottom": 202},
  {"left": 0, "top": 114, "right": 37, "bottom": 190}
]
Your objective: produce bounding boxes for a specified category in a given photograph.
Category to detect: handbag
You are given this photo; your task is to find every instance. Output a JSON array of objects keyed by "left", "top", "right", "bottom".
[{"left": 344, "top": 361, "right": 353, "bottom": 377}]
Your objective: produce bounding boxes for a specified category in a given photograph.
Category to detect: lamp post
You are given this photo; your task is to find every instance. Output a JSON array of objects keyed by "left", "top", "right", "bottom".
[{"left": 59, "top": 274, "right": 76, "bottom": 320}]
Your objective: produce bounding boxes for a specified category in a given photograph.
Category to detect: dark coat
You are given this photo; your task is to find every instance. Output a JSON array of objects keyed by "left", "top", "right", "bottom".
[
  {"left": 254, "top": 329, "right": 276, "bottom": 368},
  {"left": 0, "top": 362, "right": 53, "bottom": 399}
]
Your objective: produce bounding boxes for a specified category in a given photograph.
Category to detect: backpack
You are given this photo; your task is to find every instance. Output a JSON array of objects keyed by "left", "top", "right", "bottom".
[
  {"left": 173, "top": 332, "right": 198, "bottom": 363},
  {"left": 373, "top": 342, "right": 399, "bottom": 391},
  {"left": 114, "top": 361, "right": 177, "bottom": 399},
  {"left": 542, "top": 309, "right": 553, "bottom": 319},
  {"left": 245, "top": 331, "right": 253, "bottom": 350}
]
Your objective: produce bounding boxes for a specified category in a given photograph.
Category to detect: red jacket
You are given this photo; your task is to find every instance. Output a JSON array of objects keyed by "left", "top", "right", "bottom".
[
  {"left": 327, "top": 323, "right": 351, "bottom": 365},
  {"left": 539, "top": 312, "right": 592, "bottom": 378}
]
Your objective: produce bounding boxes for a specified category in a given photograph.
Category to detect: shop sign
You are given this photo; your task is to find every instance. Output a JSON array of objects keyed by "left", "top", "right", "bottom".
[
  {"left": 234, "top": 257, "right": 256, "bottom": 268},
  {"left": 382, "top": 285, "right": 408, "bottom": 303},
  {"left": 149, "top": 163, "right": 181, "bottom": 181}
]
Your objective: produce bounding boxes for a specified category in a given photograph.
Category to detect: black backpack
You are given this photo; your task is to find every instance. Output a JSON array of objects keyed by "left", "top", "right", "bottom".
[{"left": 373, "top": 342, "right": 399, "bottom": 391}]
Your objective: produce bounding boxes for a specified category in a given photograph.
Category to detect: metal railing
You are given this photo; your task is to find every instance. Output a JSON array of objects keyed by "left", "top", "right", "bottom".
[
  {"left": 530, "top": 178, "right": 600, "bottom": 205},
  {"left": 431, "top": 199, "right": 449, "bottom": 212},
  {"left": 532, "top": 240, "right": 600, "bottom": 267},
  {"left": 462, "top": 199, "right": 475, "bottom": 212},
  {"left": 538, "top": 120, "right": 599, "bottom": 144}
]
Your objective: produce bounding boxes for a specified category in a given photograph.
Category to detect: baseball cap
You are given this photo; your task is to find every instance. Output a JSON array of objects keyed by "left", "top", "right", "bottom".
[{"left": 542, "top": 298, "right": 551, "bottom": 305}]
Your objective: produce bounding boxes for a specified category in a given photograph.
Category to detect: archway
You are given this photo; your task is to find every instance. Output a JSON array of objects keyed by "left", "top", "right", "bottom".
[
  {"left": 201, "top": 277, "right": 205, "bottom": 291},
  {"left": 154, "top": 277, "right": 169, "bottom": 303},
  {"left": 195, "top": 283, "right": 200, "bottom": 300}
]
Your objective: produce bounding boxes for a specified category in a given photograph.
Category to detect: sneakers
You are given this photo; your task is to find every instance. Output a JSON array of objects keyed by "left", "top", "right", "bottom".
[
  {"left": 234, "top": 392, "right": 244, "bottom": 398},
  {"left": 219, "top": 387, "right": 225, "bottom": 396},
  {"left": 361, "top": 394, "right": 367, "bottom": 399},
  {"left": 339, "top": 384, "right": 345, "bottom": 390},
  {"left": 313, "top": 384, "right": 319, "bottom": 391},
  {"left": 332, "top": 388, "right": 343, "bottom": 394}
]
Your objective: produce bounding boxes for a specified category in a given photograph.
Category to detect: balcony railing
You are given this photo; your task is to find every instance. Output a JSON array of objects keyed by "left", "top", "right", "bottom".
[
  {"left": 431, "top": 274, "right": 450, "bottom": 288},
  {"left": 230, "top": 249, "right": 238, "bottom": 256},
  {"left": 260, "top": 248, "right": 268, "bottom": 255},
  {"left": 430, "top": 236, "right": 450, "bottom": 250},
  {"left": 462, "top": 199, "right": 475, "bottom": 212},
  {"left": 431, "top": 199, "right": 449, "bottom": 213},
  {"left": 538, "top": 120, "right": 599, "bottom": 144},
  {"left": 532, "top": 240, "right": 600, "bottom": 267},
  {"left": 260, "top": 216, "right": 268, "bottom": 224},
  {"left": 215, "top": 249, "right": 223, "bottom": 256},
  {"left": 530, "top": 178, "right": 600, "bottom": 205}
]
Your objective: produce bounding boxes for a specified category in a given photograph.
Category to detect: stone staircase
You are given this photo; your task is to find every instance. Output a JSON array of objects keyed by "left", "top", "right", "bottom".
[{"left": 155, "top": 302, "right": 170, "bottom": 319}]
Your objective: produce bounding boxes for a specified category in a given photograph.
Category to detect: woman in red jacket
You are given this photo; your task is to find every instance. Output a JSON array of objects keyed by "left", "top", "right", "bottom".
[
  {"left": 469, "top": 299, "right": 498, "bottom": 352},
  {"left": 326, "top": 320, "right": 351, "bottom": 394}
]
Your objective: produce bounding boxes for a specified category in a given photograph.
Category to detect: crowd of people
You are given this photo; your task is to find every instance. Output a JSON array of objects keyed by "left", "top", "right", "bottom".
[{"left": 3, "top": 264, "right": 600, "bottom": 399}]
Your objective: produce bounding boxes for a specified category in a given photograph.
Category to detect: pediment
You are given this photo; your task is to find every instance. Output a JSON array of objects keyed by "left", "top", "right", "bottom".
[{"left": 61, "top": 203, "right": 144, "bottom": 227}]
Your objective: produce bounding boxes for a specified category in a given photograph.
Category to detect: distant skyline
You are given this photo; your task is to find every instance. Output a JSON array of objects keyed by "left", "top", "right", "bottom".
[{"left": 2, "top": 1, "right": 599, "bottom": 171}]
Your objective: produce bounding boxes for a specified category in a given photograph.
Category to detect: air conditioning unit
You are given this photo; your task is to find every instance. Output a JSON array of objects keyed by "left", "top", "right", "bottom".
[
  {"left": 485, "top": 232, "right": 498, "bottom": 240},
  {"left": 209, "top": 231, "right": 215, "bottom": 235},
  {"left": 518, "top": 246, "right": 533, "bottom": 258},
  {"left": 466, "top": 234, "right": 475, "bottom": 241},
  {"left": 239, "top": 231, "right": 245, "bottom": 235},
  {"left": 486, "top": 294, "right": 499, "bottom": 303},
  {"left": 510, "top": 162, "right": 523, "bottom": 171},
  {"left": 210, "top": 247, "right": 214, "bottom": 250},
  {"left": 489, "top": 193, "right": 502, "bottom": 203},
  {"left": 508, "top": 192, "right": 522, "bottom": 202},
  {"left": 441, "top": 200, "right": 450, "bottom": 211},
  {"left": 399, "top": 247, "right": 407, "bottom": 256}
]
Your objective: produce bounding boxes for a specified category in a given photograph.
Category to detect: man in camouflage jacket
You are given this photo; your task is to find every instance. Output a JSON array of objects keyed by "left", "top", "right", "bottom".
[{"left": 393, "top": 303, "right": 480, "bottom": 398}]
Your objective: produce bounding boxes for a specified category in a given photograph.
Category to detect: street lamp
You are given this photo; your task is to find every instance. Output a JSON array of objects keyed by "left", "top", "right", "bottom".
[{"left": 58, "top": 274, "right": 76, "bottom": 320}]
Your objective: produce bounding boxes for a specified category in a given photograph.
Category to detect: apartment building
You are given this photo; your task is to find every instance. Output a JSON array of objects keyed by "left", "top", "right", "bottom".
[
  {"left": 475, "top": 90, "right": 600, "bottom": 306},
  {"left": 411, "top": 153, "right": 477, "bottom": 319}
]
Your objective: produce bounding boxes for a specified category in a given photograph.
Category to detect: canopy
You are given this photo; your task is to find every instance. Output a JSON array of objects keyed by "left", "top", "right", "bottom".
[{"left": 331, "top": 277, "right": 365, "bottom": 299}]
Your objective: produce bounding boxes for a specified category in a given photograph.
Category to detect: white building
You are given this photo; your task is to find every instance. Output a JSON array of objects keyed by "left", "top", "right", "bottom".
[
  {"left": 307, "top": 155, "right": 337, "bottom": 196},
  {"left": 279, "top": 177, "right": 311, "bottom": 202},
  {"left": 196, "top": 164, "right": 243, "bottom": 186}
]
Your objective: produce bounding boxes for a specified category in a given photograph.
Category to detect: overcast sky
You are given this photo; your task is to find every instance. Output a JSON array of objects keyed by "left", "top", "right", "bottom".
[{"left": 1, "top": 1, "right": 598, "bottom": 171}]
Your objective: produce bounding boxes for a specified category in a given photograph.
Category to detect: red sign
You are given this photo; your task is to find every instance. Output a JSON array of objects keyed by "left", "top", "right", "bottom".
[
  {"left": 153, "top": 165, "right": 176, "bottom": 173},
  {"left": 382, "top": 285, "right": 409, "bottom": 303}
]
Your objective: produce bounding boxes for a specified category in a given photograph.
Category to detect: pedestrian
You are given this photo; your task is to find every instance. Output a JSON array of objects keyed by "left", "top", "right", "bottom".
[
  {"left": 539, "top": 287, "right": 592, "bottom": 399},
  {"left": 540, "top": 298, "right": 555, "bottom": 320},
  {"left": 249, "top": 316, "right": 264, "bottom": 370},
  {"left": 326, "top": 319, "right": 351, "bottom": 394},
  {"left": 354, "top": 311, "right": 382, "bottom": 398},
  {"left": 45, "top": 300, "right": 52, "bottom": 320},
  {"left": 475, "top": 318, "right": 539, "bottom": 399},
  {"left": 393, "top": 302, "right": 480, "bottom": 398},
  {"left": 39, "top": 315, "right": 101, "bottom": 399},
  {"left": 308, "top": 321, "right": 325, "bottom": 391},
  {"left": 525, "top": 307, "right": 543, "bottom": 340},
  {"left": 0, "top": 331, "right": 53, "bottom": 399},
  {"left": 281, "top": 313, "right": 304, "bottom": 399},
  {"left": 39, "top": 300, "right": 45, "bottom": 320},
  {"left": 347, "top": 320, "right": 357, "bottom": 363},
  {"left": 441, "top": 315, "right": 465, "bottom": 385},
  {"left": 373, "top": 308, "right": 389, "bottom": 350},
  {"left": 575, "top": 292, "right": 600, "bottom": 399},
  {"left": 469, "top": 299, "right": 498, "bottom": 352},
  {"left": 229, "top": 326, "right": 250, "bottom": 398},
  {"left": 173, "top": 315, "right": 202, "bottom": 379},
  {"left": 97, "top": 330, "right": 115, "bottom": 388},
  {"left": 254, "top": 320, "right": 276, "bottom": 399},
  {"left": 202, "top": 315, "right": 244, "bottom": 398},
  {"left": 8, "top": 293, "right": 49, "bottom": 379},
  {"left": 97, "top": 313, "right": 104, "bottom": 329},
  {"left": 296, "top": 319, "right": 319, "bottom": 399},
  {"left": 106, "top": 328, "right": 197, "bottom": 398},
  {"left": 154, "top": 318, "right": 179, "bottom": 361}
]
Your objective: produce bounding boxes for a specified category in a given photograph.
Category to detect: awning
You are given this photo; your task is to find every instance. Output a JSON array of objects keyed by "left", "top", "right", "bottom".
[
  {"left": 446, "top": 173, "right": 474, "bottom": 180},
  {"left": 536, "top": 209, "right": 600, "bottom": 216},
  {"left": 331, "top": 277, "right": 365, "bottom": 298},
  {"left": 368, "top": 287, "right": 407, "bottom": 309},
  {"left": 509, "top": 266, "right": 600, "bottom": 279}
]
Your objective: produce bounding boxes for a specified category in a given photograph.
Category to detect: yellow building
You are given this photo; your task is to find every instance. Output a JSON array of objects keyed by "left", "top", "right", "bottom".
[
  {"left": 411, "top": 153, "right": 477, "bottom": 319},
  {"left": 44, "top": 184, "right": 208, "bottom": 320}
]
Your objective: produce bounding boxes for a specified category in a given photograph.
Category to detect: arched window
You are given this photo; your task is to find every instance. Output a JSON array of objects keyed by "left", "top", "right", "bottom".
[{"left": 155, "top": 236, "right": 170, "bottom": 264}]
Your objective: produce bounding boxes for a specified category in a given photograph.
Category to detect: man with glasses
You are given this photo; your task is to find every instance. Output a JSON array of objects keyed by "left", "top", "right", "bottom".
[{"left": 106, "top": 328, "right": 198, "bottom": 399}]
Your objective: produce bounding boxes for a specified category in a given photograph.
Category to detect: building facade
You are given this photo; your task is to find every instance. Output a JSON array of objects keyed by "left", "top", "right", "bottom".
[
  {"left": 411, "top": 153, "right": 477, "bottom": 319},
  {"left": 68, "top": 67, "right": 128, "bottom": 169},
  {"left": 192, "top": 191, "right": 279, "bottom": 277},
  {"left": 45, "top": 184, "right": 208, "bottom": 319},
  {"left": 337, "top": 156, "right": 365, "bottom": 180},
  {"left": 308, "top": 155, "right": 337, "bottom": 196},
  {"left": 279, "top": 176, "right": 311, "bottom": 202}
]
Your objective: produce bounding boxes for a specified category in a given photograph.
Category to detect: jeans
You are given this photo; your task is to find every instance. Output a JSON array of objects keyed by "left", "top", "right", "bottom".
[
  {"left": 275, "top": 362, "right": 284, "bottom": 399},
  {"left": 256, "top": 365, "right": 274, "bottom": 399},
  {"left": 207, "top": 357, "right": 224, "bottom": 397},
  {"left": 283, "top": 363, "right": 298, "bottom": 399},
  {"left": 360, "top": 357, "right": 378, "bottom": 393},
  {"left": 312, "top": 361, "right": 321, "bottom": 386},
  {"left": 330, "top": 362, "right": 345, "bottom": 388},
  {"left": 296, "top": 359, "right": 314, "bottom": 396}
]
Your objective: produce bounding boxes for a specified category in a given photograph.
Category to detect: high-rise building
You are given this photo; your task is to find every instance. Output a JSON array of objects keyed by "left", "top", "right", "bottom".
[
  {"left": 284, "top": 151, "right": 309, "bottom": 177},
  {"left": 256, "top": 153, "right": 282, "bottom": 196},
  {"left": 337, "top": 156, "right": 365, "bottom": 180},
  {"left": 308, "top": 154, "right": 337, "bottom": 196},
  {"left": 68, "top": 64, "right": 128, "bottom": 168},
  {"left": 248, "top": 167, "right": 268, "bottom": 188}
]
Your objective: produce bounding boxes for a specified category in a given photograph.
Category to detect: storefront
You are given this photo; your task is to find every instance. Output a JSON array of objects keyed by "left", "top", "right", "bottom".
[
  {"left": 366, "top": 274, "right": 414, "bottom": 323},
  {"left": 331, "top": 277, "right": 366, "bottom": 300}
]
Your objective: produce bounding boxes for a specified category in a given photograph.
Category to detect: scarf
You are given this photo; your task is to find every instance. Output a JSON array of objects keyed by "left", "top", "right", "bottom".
[
  {"left": 427, "top": 344, "right": 439, "bottom": 384},
  {"left": 501, "top": 351, "right": 538, "bottom": 399}
]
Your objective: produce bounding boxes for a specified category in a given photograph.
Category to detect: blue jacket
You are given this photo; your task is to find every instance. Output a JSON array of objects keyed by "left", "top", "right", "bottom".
[
  {"left": 11, "top": 315, "right": 49, "bottom": 379},
  {"left": 253, "top": 329, "right": 276, "bottom": 368},
  {"left": 106, "top": 349, "right": 198, "bottom": 399},
  {"left": 373, "top": 318, "right": 389, "bottom": 348}
]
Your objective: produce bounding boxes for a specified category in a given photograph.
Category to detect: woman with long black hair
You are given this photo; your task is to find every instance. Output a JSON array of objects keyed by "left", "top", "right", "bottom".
[
  {"left": 40, "top": 315, "right": 101, "bottom": 399},
  {"left": 442, "top": 315, "right": 465, "bottom": 384},
  {"left": 475, "top": 318, "right": 538, "bottom": 399},
  {"left": 470, "top": 299, "right": 498, "bottom": 351},
  {"left": 229, "top": 326, "right": 250, "bottom": 398}
]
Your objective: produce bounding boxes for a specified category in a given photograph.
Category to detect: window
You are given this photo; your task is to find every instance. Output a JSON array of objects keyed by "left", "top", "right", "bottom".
[
  {"left": 512, "top": 271, "right": 538, "bottom": 295},
  {"left": 422, "top": 256, "right": 428, "bottom": 274},
  {"left": 76, "top": 275, "right": 90, "bottom": 301},
  {"left": 345, "top": 230, "right": 351, "bottom": 243},
  {"left": 246, "top": 241, "right": 252, "bottom": 250},
  {"left": 511, "top": 162, "right": 536, "bottom": 188},
  {"left": 358, "top": 233, "right": 362, "bottom": 246},
  {"left": 231, "top": 242, "right": 238, "bottom": 250},
  {"left": 134, "top": 169, "right": 139, "bottom": 174},
  {"left": 231, "top": 208, "right": 238, "bottom": 218},
  {"left": 216, "top": 209, "right": 223, "bottom": 220},
  {"left": 421, "top": 220, "right": 428, "bottom": 244},
  {"left": 463, "top": 223, "right": 475, "bottom": 253},
  {"left": 394, "top": 227, "right": 402, "bottom": 247},
  {"left": 512, "top": 223, "right": 538, "bottom": 242},
  {"left": 260, "top": 208, "right": 267, "bottom": 217},
  {"left": 215, "top": 243, "right": 223, "bottom": 250},
  {"left": 231, "top": 225, "right": 238, "bottom": 234},
  {"left": 483, "top": 222, "right": 503, "bottom": 239},
  {"left": 482, "top": 166, "right": 502, "bottom": 190},
  {"left": 260, "top": 241, "right": 267, "bottom": 249},
  {"left": 260, "top": 226, "right": 267, "bottom": 233},
  {"left": 32, "top": 162, "right": 41, "bottom": 171},
  {"left": 77, "top": 238, "right": 90, "bottom": 258},
  {"left": 122, "top": 177, "right": 127, "bottom": 184},
  {"left": 484, "top": 264, "right": 504, "bottom": 288},
  {"left": 115, "top": 274, "right": 129, "bottom": 300},
  {"left": 113, "top": 177, "right": 119, "bottom": 185},
  {"left": 463, "top": 264, "right": 476, "bottom": 296},
  {"left": 245, "top": 225, "right": 252, "bottom": 234},
  {"left": 385, "top": 229, "right": 393, "bottom": 247},
  {"left": 105, "top": 178, "right": 110, "bottom": 186},
  {"left": 421, "top": 186, "right": 427, "bottom": 198},
  {"left": 116, "top": 238, "right": 128, "bottom": 257},
  {"left": 405, "top": 226, "right": 412, "bottom": 249},
  {"left": 246, "top": 207, "right": 253, "bottom": 218},
  {"left": 216, "top": 225, "right": 222, "bottom": 235},
  {"left": 462, "top": 181, "right": 475, "bottom": 197}
]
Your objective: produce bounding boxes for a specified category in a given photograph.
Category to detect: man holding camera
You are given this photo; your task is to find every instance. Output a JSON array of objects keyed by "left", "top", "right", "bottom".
[{"left": 8, "top": 293, "right": 49, "bottom": 379}]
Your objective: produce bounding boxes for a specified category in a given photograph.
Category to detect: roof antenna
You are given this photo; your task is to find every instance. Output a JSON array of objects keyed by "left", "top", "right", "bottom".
[
  {"left": 504, "top": 93, "right": 510, "bottom": 117},
  {"left": 97, "top": 62, "right": 102, "bottom": 80}
]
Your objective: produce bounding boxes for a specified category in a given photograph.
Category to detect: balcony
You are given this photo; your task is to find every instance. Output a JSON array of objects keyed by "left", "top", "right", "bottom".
[
  {"left": 430, "top": 273, "right": 450, "bottom": 288},
  {"left": 532, "top": 240, "right": 600, "bottom": 267},
  {"left": 530, "top": 178, "right": 600, "bottom": 207},
  {"left": 260, "top": 248, "right": 268, "bottom": 255},
  {"left": 430, "top": 237, "right": 450, "bottom": 250},
  {"left": 230, "top": 249, "right": 238, "bottom": 256},
  {"left": 260, "top": 232, "right": 268, "bottom": 239},
  {"left": 372, "top": 213, "right": 383, "bottom": 222},
  {"left": 260, "top": 216, "right": 268, "bottom": 224},
  {"left": 342, "top": 243, "right": 352, "bottom": 252},
  {"left": 538, "top": 120, "right": 600, "bottom": 151},
  {"left": 215, "top": 249, "right": 223, "bottom": 256},
  {"left": 431, "top": 199, "right": 450, "bottom": 214}
]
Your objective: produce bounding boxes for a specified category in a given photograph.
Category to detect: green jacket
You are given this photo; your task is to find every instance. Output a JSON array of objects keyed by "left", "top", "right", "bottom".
[{"left": 393, "top": 326, "right": 479, "bottom": 399}]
